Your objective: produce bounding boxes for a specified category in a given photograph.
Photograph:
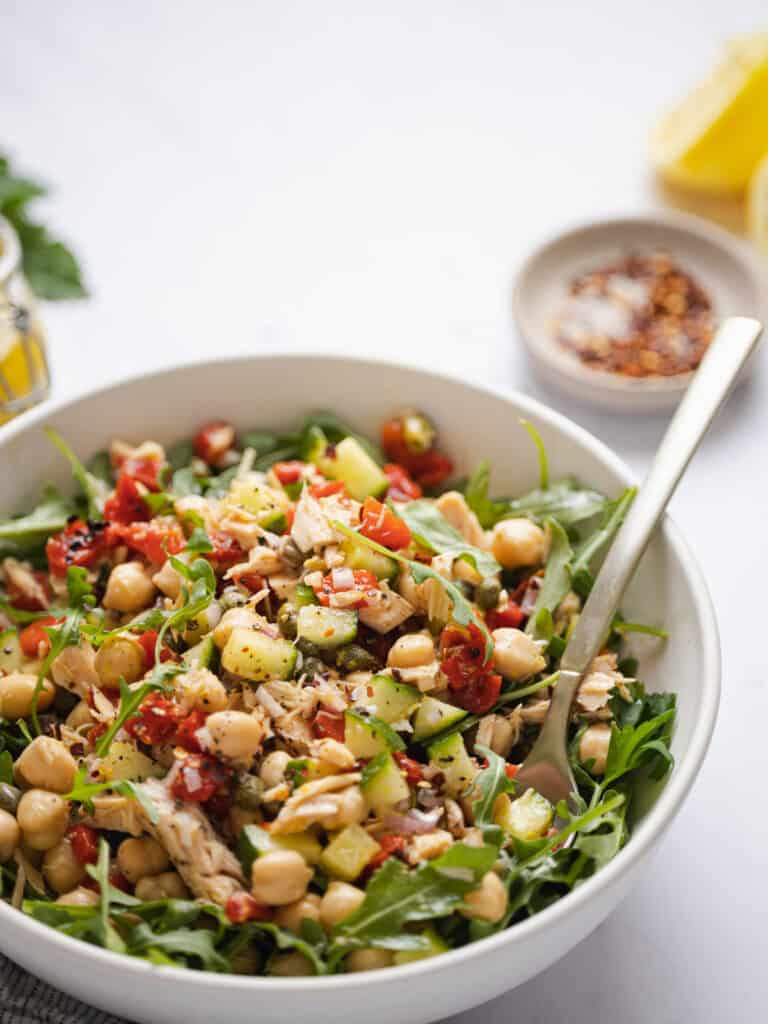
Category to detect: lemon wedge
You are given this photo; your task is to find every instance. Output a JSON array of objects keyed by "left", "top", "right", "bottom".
[
  {"left": 651, "top": 34, "right": 768, "bottom": 194},
  {"left": 748, "top": 152, "right": 768, "bottom": 254}
]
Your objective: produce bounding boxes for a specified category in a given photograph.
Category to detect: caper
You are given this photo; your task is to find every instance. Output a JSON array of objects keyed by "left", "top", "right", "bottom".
[
  {"left": 475, "top": 577, "right": 502, "bottom": 611},
  {"left": 0, "top": 782, "right": 21, "bottom": 815},
  {"left": 456, "top": 580, "right": 474, "bottom": 600},
  {"left": 279, "top": 537, "right": 304, "bottom": 569},
  {"left": 336, "top": 644, "right": 379, "bottom": 673},
  {"left": 301, "top": 656, "right": 328, "bottom": 680},
  {"left": 277, "top": 603, "right": 298, "bottom": 640},
  {"left": 219, "top": 586, "right": 247, "bottom": 610},
  {"left": 234, "top": 775, "right": 264, "bottom": 810},
  {"left": 295, "top": 637, "right": 322, "bottom": 660}
]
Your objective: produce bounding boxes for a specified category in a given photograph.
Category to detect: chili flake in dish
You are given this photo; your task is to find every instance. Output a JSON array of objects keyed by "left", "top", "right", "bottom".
[
  {"left": 553, "top": 251, "right": 715, "bottom": 377},
  {"left": 0, "top": 410, "right": 675, "bottom": 976}
]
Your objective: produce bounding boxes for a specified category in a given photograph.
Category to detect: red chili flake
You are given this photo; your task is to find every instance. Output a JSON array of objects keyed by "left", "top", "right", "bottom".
[
  {"left": 311, "top": 708, "right": 345, "bottom": 742},
  {"left": 170, "top": 753, "right": 231, "bottom": 803},
  {"left": 175, "top": 709, "right": 208, "bottom": 753},
  {"left": 393, "top": 751, "right": 423, "bottom": 785},
  {"left": 124, "top": 692, "right": 184, "bottom": 746},
  {"left": 67, "top": 824, "right": 99, "bottom": 865},
  {"left": 225, "top": 892, "right": 271, "bottom": 924}
]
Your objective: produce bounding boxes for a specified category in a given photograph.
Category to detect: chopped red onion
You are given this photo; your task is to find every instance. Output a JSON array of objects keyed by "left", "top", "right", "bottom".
[
  {"left": 382, "top": 808, "right": 442, "bottom": 834},
  {"left": 331, "top": 567, "right": 355, "bottom": 591},
  {"left": 521, "top": 578, "right": 542, "bottom": 616}
]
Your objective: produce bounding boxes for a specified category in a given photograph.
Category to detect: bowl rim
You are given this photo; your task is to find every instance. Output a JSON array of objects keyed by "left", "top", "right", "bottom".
[
  {"left": 0, "top": 352, "right": 721, "bottom": 991},
  {"left": 511, "top": 208, "right": 764, "bottom": 399}
]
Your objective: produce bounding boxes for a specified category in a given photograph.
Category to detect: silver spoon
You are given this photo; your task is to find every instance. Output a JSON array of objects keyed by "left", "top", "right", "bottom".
[{"left": 514, "top": 315, "right": 763, "bottom": 809}]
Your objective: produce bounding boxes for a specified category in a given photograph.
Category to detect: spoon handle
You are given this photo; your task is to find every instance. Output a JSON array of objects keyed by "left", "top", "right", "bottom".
[{"left": 561, "top": 315, "right": 763, "bottom": 676}]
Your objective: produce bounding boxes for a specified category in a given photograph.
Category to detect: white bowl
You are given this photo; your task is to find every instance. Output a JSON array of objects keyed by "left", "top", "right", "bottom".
[
  {"left": 513, "top": 211, "right": 765, "bottom": 412},
  {"left": 0, "top": 355, "right": 720, "bottom": 1024}
]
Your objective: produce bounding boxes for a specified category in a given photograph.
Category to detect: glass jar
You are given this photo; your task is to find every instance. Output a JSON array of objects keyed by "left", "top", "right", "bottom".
[{"left": 0, "top": 215, "right": 50, "bottom": 425}]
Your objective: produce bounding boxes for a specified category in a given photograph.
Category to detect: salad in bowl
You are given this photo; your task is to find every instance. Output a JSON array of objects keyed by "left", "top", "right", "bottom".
[{"left": 0, "top": 406, "right": 675, "bottom": 978}]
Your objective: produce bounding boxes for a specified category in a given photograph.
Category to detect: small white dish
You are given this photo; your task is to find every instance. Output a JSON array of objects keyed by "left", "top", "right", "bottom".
[{"left": 512, "top": 211, "right": 765, "bottom": 412}]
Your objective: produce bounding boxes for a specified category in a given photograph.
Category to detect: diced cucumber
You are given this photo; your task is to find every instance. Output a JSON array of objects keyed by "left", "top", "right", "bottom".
[
  {"left": 427, "top": 732, "right": 477, "bottom": 797},
  {"left": 312, "top": 437, "right": 388, "bottom": 502},
  {"left": 361, "top": 752, "right": 410, "bottom": 815},
  {"left": 237, "top": 824, "right": 323, "bottom": 875},
  {"left": 355, "top": 673, "right": 421, "bottom": 724},
  {"left": 227, "top": 479, "right": 288, "bottom": 532},
  {"left": 319, "top": 824, "right": 381, "bottom": 882},
  {"left": 411, "top": 696, "right": 468, "bottom": 742},
  {"left": 221, "top": 627, "right": 297, "bottom": 682},
  {"left": 285, "top": 757, "right": 335, "bottom": 788},
  {"left": 99, "top": 741, "right": 161, "bottom": 783},
  {"left": 394, "top": 927, "right": 449, "bottom": 964},
  {"left": 495, "top": 788, "right": 553, "bottom": 840},
  {"left": 0, "top": 630, "right": 22, "bottom": 675},
  {"left": 182, "top": 602, "right": 223, "bottom": 646},
  {"left": 182, "top": 634, "right": 216, "bottom": 669},
  {"left": 344, "top": 708, "right": 405, "bottom": 758},
  {"left": 301, "top": 425, "right": 329, "bottom": 465},
  {"left": 294, "top": 583, "right": 319, "bottom": 607},
  {"left": 341, "top": 535, "right": 397, "bottom": 581},
  {"left": 296, "top": 606, "right": 357, "bottom": 649}
]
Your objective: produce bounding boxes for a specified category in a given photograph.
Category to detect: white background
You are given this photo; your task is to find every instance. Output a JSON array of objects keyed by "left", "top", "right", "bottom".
[{"left": 2, "top": 3, "right": 767, "bottom": 1021}]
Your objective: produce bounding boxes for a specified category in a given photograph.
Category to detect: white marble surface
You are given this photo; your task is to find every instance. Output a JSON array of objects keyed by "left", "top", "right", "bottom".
[{"left": 3, "top": 2, "right": 767, "bottom": 1021}]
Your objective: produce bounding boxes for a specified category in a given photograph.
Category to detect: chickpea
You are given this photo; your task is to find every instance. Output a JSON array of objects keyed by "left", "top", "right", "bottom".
[
  {"left": 0, "top": 673, "right": 54, "bottom": 719},
  {"left": 17, "top": 789, "right": 69, "bottom": 851},
  {"left": 205, "top": 711, "right": 266, "bottom": 767},
  {"left": 103, "top": 562, "right": 156, "bottom": 613},
  {"left": 579, "top": 723, "right": 612, "bottom": 775},
  {"left": 213, "top": 607, "right": 263, "bottom": 649},
  {"left": 460, "top": 871, "right": 508, "bottom": 923},
  {"left": 65, "top": 700, "right": 93, "bottom": 730},
  {"left": 319, "top": 881, "right": 365, "bottom": 930},
  {"left": 346, "top": 949, "right": 395, "bottom": 972},
  {"left": 251, "top": 850, "right": 312, "bottom": 906},
  {"left": 492, "top": 628, "right": 546, "bottom": 681},
  {"left": 14, "top": 736, "right": 77, "bottom": 794},
  {"left": 175, "top": 666, "right": 228, "bottom": 714},
  {"left": 386, "top": 632, "right": 435, "bottom": 669},
  {"left": 135, "top": 871, "right": 189, "bottom": 901},
  {"left": 43, "top": 837, "right": 86, "bottom": 893},
  {"left": 151, "top": 558, "right": 184, "bottom": 599},
  {"left": 269, "top": 951, "right": 314, "bottom": 976},
  {"left": 57, "top": 886, "right": 100, "bottom": 907},
  {"left": 95, "top": 635, "right": 145, "bottom": 688},
  {"left": 274, "top": 892, "right": 322, "bottom": 933},
  {"left": 117, "top": 836, "right": 170, "bottom": 884},
  {"left": 259, "top": 750, "right": 291, "bottom": 789},
  {"left": 314, "top": 738, "right": 356, "bottom": 771},
  {"left": 0, "top": 808, "right": 20, "bottom": 862},
  {"left": 490, "top": 519, "right": 546, "bottom": 571},
  {"left": 323, "top": 786, "right": 366, "bottom": 830}
]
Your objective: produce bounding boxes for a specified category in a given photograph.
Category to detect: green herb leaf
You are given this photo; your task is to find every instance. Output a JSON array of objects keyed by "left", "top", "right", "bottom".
[
  {"left": 65, "top": 764, "right": 158, "bottom": 824},
  {"left": 470, "top": 745, "right": 516, "bottom": 845},
  {"left": 526, "top": 518, "right": 572, "bottom": 641},
  {"left": 0, "top": 749, "right": 13, "bottom": 784},
  {"left": 396, "top": 500, "right": 500, "bottom": 578},
  {"left": 0, "top": 485, "right": 73, "bottom": 553},
  {"left": 185, "top": 527, "right": 213, "bottom": 554},
  {"left": 331, "top": 842, "right": 497, "bottom": 954},
  {"left": 44, "top": 428, "right": 109, "bottom": 520},
  {"left": 520, "top": 419, "right": 549, "bottom": 490},
  {"left": 611, "top": 619, "right": 668, "bottom": 639},
  {"left": 464, "top": 461, "right": 508, "bottom": 529},
  {"left": 602, "top": 685, "right": 676, "bottom": 787}
]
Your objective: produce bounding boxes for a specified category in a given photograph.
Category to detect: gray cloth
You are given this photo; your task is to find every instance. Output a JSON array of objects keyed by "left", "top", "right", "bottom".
[{"left": 0, "top": 954, "right": 129, "bottom": 1024}]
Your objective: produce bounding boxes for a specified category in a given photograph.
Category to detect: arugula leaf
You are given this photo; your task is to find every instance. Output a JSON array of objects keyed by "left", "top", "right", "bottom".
[
  {"left": 85, "top": 450, "right": 113, "bottom": 487},
  {"left": 464, "top": 461, "right": 508, "bottom": 529},
  {"left": 301, "top": 410, "right": 384, "bottom": 465},
  {"left": 602, "top": 686, "right": 676, "bottom": 786},
  {"left": 0, "top": 485, "right": 73, "bottom": 553},
  {"left": 44, "top": 429, "right": 109, "bottom": 520},
  {"left": 396, "top": 500, "right": 500, "bottom": 578},
  {"left": 611, "top": 619, "right": 668, "bottom": 638},
  {"left": 171, "top": 466, "right": 203, "bottom": 497},
  {"left": 167, "top": 441, "right": 196, "bottom": 472},
  {"left": 470, "top": 745, "right": 516, "bottom": 845},
  {"left": 331, "top": 519, "right": 494, "bottom": 660},
  {"left": 572, "top": 788, "right": 629, "bottom": 869},
  {"left": 31, "top": 567, "right": 95, "bottom": 733},
  {"left": 570, "top": 488, "right": 636, "bottom": 596},
  {"left": 520, "top": 419, "right": 549, "bottom": 489},
  {"left": 185, "top": 526, "right": 213, "bottom": 554},
  {"left": 526, "top": 518, "right": 572, "bottom": 641},
  {"left": 331, "top": 842, "right": 497, "bottom": 955},
  {"left": 87, "top": 839, "right": 127, "bottom": 952},
  {"left": 0, "top": 749, "right": 13, "bottom": 784},
  {"left": 126, "top": 921, "right": 229, "bottom": 971}
]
